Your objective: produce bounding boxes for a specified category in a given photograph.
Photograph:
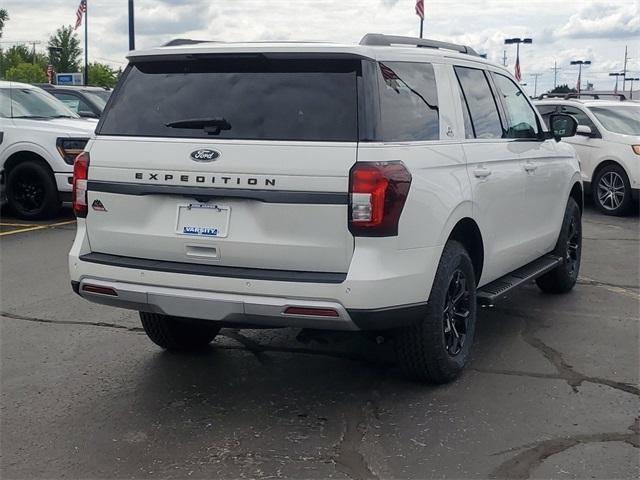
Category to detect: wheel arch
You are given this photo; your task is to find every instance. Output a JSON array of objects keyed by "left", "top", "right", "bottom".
[
  {"left": 592, "top": 159, "right": 630, "bottom": 185},
  {"left": 4, "top": 149, "right": 55, "bottom": 177},
  {"left": 443, "top": 216, "right": 484, "bottom": 284},
  {"left": 569, "top": 181, "right": 583, "bottom": 212}
]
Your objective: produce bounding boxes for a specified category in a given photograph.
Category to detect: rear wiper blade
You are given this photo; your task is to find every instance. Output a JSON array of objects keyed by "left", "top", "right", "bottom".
[{"left": 165, "top": 117, "right": 231, "bottom": 135}]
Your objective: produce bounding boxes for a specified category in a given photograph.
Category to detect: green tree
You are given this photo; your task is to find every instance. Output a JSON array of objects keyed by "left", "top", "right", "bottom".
[
  {"left": 0, "top": 9, "right": 8, "bottom": 39},
  {"left": 5, "top": 62, "right": 47, "bottom": 83},
  {"left": 88, "top": 62, "right": 117, "bottom": 88},
  {"left": 549, "top": 84, "right": 577, "bottom": 94},
  {"left": 2, "top": 45, "right": 48, "bottom": 71},
  {"left": 48, "top": 25, "right": 81, "bottom": 73}
]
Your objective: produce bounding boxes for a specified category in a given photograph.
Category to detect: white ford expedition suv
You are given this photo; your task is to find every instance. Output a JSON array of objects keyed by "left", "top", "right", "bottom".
[
  {"left": 69, "top": 35, "right": 583, "bottom": 383},
  {"left": 0, "top": 81, "right": 97, "bottom": 219}
]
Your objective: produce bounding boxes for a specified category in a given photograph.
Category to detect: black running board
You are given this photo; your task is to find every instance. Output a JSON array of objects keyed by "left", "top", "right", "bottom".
[{"left": 477, "top": 254, "right": 563, "bottom": 305}]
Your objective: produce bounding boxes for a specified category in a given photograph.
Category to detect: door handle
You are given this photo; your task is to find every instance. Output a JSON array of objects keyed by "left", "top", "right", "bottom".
[
  {"left": 524, "top": 163, "right": 538, "bottom": 173},
  {"left": 473, "top": 168, "right": 492, "bottom": 178}
]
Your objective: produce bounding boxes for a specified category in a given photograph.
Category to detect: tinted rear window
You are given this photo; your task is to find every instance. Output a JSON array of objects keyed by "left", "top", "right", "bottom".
[
  {"left": 377, "top": 62, "right": 439, "bottom": 141},
  {"left": 98, "top": 57, "right": 360, "bottom": 141}
]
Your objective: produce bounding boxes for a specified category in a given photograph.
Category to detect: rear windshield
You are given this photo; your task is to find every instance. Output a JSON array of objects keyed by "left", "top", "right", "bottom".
[{"left": 98, "top": 56, "right": 360, "bottom": 142}]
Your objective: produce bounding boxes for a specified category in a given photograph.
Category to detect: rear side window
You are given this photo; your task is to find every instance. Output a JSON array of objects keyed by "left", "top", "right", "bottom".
[
  {"left": 492, "top": 74, "right": 539, "bottom": 138},
  {"left": 377, "top": 62, "right": 439, "bottom": 141},
  {"left": 560, "top": 105, "right": 598, "bottom": 131},
  {"left": 455, "top": 67, "right": 503, "bottom": 139},
  {"left": 98, "top": 57, "right": 360, "bottom": 141}
]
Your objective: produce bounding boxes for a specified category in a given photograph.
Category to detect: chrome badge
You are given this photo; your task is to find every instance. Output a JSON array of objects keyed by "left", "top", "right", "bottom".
[{"left": 190, "top": 149, "right": 220, "bottom": 162}]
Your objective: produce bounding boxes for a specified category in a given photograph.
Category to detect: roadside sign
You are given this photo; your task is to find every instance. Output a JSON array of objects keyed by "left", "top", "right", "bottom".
[{"left": 56, "top": 73, "right": 84, "bottom": 85}]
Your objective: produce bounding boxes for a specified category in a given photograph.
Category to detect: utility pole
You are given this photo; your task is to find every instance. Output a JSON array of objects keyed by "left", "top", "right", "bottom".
[
  {"left": 530, "top": 73, "right": 542, "bottom": 97},
  {"left": 550, "top": 61, "right": 560, "bottom": 89},
  {"left": 502, "top": 50, "right": 507, "bottom": 67},
  {"left": 622, "top": 45, "right": 628, "bottom": 92},
  {"left": 29, "top": 40, "right": 42, "bottom": 64},
  {"left": 128, "top": 0, "right": 135, "bottom": 50}
]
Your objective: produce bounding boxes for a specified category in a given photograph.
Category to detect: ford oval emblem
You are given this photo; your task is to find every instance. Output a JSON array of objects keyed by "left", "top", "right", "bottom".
[{"left": 190, "top": 149, "right": 220, "bottom": 162}]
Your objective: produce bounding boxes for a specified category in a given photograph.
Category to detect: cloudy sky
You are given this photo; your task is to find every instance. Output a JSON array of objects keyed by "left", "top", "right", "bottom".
[{"left": 2, "top": 0, "right": 639, "bottom": 94}]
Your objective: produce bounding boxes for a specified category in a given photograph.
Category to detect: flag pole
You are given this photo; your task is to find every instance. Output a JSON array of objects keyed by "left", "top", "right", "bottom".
[
  {"left": 419, "top": 18, "right": 423, "bottom": 38},
  {"left": 84, "top": 0, "right": 88, "bottom": 85}
]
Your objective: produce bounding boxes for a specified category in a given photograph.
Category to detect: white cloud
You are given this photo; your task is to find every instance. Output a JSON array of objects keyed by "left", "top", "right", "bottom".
[
  {"left": 1, "top": 0, "right": 638, "bottom": 93},
  {"left": 555, "top": 1, "right": 639, "bottom": 39}
]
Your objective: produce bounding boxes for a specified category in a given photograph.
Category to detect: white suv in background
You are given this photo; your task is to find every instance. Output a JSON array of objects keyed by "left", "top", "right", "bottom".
[
  {"left": 535, "top": 98, "right": 640, "bottom": 215},
  {"left": 0, "top": 81, "right": 97, "bottom": 219},
  {"left": 69, "top": 35, "right": 582, "bottom": 383}
]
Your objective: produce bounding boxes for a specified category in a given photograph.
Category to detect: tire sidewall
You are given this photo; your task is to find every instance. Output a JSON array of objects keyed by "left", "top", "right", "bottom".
[
  {"left": 427, "top": 242, "right": 478, "bottom": 372},
  {"left": 6, "top": 161, "right": 60, "bottom": 220}
]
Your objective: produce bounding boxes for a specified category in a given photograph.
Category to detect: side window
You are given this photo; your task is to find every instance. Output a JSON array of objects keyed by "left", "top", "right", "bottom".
[
  {"left": 52, "top": 92, "right": 92, "bottom": 115},
  {"left": 560, "top": 106, "right": 597, "bottom": 131},
  {"left": 457, "top": 82, "right": 474, "bottom": 139},
  {"left": 377, "top": 61, "right": 439, "bottom": 141},
  {"left": 454, "top": 66, "right": 503, "bottom": 139},
  {"left": 535, "top": 104, "right": 558, "bottom": 128},
  {"left": 492, "top": 74, "right": 539, "bottom": 139}
]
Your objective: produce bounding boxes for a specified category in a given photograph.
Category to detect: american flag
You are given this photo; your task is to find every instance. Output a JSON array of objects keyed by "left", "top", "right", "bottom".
[
  {"left": 380, "top": 62, "right": 401, "bottom": 92},
  {"left": 75, "top": 0, "right": 86, "bottom": 30},
  {"left": 415, "top": 0, "right": 424, "bottom": 20},
  {"left": 47, "top": 64, "right": 54, "bottom": 84},
  {"left": 514, "top": 55, "right": 522, "bottom": 82}
]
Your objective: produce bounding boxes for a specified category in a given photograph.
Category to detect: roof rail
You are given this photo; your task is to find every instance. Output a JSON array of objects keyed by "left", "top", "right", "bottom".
[
  {"left": 359, "top": 33, "right": 479, "bottom": 56},
  {"left": 565, "top": 92, "right": 626, "bottom": 101},
  {"left": 162, "top": 38, "right": 219, "bottom": 47},
  {"left": 538, "top": 92, "right": 627, "bottom": 101}
]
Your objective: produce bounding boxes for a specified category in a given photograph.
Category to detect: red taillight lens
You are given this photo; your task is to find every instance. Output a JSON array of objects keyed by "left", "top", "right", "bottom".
[
  {"left": 72, "top": 152, "right": 90, "bottom": 218},
  {"left": 349, "top": 161, "right": 411, "bottom": 236}
]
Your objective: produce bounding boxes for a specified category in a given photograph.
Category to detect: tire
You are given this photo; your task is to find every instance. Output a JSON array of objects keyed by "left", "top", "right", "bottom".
[
  {"left": 536, "top": 197, "right": 581, "bottom": 294},
  {"left": 6, "top": 160, "right": 61, "bottom": 220},
  {"left": 140, "top": 312, "right": 220, "bottom": 351},
  {"left": 395, "top": 240, "right": 477, "bottom": 384},
  {"left": 592, "top": 164, "right": 632, "bottom": 216}
]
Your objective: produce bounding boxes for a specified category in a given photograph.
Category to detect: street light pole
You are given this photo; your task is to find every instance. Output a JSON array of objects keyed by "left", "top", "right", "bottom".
[
  {"left": 609, "top": 72, "right": 624, "bottom": 94},
  {"left": 128, "top": 0, "right": 135, "bottom": 51},
  {"left": 570, "top": 60, "right": 591, "bottom": 95},
  {"left": 504, "top": 37, "right": 532, "bottom": 81},
  {"left": 624, "top": 77, "right": 639, "bottom": 100}
]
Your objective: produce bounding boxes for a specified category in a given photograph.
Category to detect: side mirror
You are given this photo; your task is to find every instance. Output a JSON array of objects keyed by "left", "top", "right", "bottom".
[
  {"left": 549, "top": 113, "right": 577, "bottom": 142},
  {"left": 79, "top": 111, "right": 99, "bottom": 119},
  {"left": 576, "top": 125, "right": 593, "bottom": 137}
]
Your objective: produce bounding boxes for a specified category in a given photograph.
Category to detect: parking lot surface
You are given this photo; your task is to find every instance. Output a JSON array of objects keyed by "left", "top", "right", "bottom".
[{"left": 1, "top": 206, "right": 638, "bottom": 479}]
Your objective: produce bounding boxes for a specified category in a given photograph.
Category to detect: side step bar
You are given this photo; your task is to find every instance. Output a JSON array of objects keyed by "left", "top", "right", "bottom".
[{"left": 477, "top": 254, "right": 563, "bottom": 305}]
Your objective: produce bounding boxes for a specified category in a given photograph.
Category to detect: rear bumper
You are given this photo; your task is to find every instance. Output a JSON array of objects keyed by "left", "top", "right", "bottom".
[
  {"left": 69, "top": 220, "right": 441, "bottom": 330},
  {"left": 71, "top": 278, "right": 426, "bottom": 331}
]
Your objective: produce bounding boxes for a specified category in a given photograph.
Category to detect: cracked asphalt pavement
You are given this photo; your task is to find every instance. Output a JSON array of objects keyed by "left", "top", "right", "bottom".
[{"left": 1, "top": 206, "right": 638, "bottom": 479}]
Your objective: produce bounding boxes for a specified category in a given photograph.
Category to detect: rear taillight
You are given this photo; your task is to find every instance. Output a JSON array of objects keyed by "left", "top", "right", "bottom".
[
  {"left": 72, "top": 152, "right": 90, "bottom": 218},
  {"left": 349, "top": 161, "right": 411, "bottom": 237}
]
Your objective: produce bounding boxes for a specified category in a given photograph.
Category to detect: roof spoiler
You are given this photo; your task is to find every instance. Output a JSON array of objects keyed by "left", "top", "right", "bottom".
[
  {"left": 162, "top": 39, "right": 220, "bottom": 47},
  {"left": 359, "top": 33, "right": 479, "bottom": 56}
]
